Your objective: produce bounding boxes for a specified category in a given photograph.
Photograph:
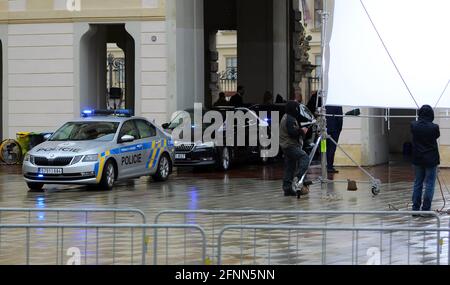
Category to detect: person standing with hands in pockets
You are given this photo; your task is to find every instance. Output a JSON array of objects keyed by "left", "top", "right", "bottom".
[{"left": 411, "top": 105, "right": 440, "bottom": 213}]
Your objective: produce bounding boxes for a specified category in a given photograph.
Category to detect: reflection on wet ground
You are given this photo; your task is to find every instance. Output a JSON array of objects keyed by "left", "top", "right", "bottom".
[{"left": 0, "top": 161, "right": 449, "bottom": 265}]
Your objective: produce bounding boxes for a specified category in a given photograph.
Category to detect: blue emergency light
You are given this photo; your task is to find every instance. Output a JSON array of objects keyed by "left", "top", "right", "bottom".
[{"left": 81, "top": 109, "right": 133, "bottom": 118}]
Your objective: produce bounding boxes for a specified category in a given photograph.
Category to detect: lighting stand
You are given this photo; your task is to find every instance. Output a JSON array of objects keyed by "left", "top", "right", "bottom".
[{"left": 295, "top": 0, "right": 381, "bottom": 198}]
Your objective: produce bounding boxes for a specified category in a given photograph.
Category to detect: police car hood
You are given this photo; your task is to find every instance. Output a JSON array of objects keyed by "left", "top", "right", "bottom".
[{"left": 29, "top": 140, "right": 110, "bottom": 157}]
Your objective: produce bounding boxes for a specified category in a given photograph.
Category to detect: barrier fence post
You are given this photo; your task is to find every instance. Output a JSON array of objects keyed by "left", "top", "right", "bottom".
[
  {"left": 60, "top": 227, "right": 64, "bottom": 265},
  {"left": 96, "top": 227, "right": 99, "bottom": 265},
  {"left": 85, "top": 212, "right": 88, "bottom": 265},
  {"left": 26, "top": 227, "right": 30, "bottom": 265}
]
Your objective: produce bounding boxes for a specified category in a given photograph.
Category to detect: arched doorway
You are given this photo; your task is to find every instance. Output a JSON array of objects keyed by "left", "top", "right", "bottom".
[{"left": 79, "top": 24, "right": 135, "bottom": 113}]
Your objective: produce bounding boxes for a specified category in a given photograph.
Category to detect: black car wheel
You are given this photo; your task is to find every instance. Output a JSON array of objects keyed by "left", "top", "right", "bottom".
[
  {"left": 27, "top": 182, "right": 44, "bottom": 192},
  {"left": 153, "top": 154, "right": 171, "bottom": 182},
  {"left": 259, "top": 146, "right": 270, "bottom": 164},
  {"left": 217, "top": 147, "right": 231, "bottom": 171}
]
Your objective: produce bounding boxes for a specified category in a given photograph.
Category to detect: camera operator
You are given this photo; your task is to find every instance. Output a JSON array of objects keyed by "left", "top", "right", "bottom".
[{"left": 280, "top": 101, "right": 311, "bottom": 197}]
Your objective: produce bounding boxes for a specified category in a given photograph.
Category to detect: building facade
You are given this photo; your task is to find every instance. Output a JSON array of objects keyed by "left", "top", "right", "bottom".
[
  {"left": 0, "top": 0, "right": 308, "bottom": 138},
  {"left": 0, "top": 0, "right": 169, "bottom": 139},
  {"left": 0, "top": 0, "right": 448, "bottom": 167}
]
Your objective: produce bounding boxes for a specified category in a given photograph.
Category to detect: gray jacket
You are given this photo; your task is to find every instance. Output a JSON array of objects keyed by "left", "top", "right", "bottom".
[{"left": 280, "top": 114, "right": 304, "bottom": 150}]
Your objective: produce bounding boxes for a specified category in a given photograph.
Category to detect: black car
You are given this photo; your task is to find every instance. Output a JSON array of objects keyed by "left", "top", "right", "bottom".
[
  {"left": 162, "top": 106, "right": 271, "bottom": 171},
  {"left": 249, "top": 103, "right": 286, "bottom": 126}
]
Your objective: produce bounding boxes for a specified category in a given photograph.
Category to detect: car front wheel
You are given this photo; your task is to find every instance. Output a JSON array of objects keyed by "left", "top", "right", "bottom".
[
  {"left": 152, "top": 154, "right": 171, "bottom": 182},
  {"left": 99, "top": 160, "right": 115, "bottom": 190},
  {"left": 217, "top": 147, "right": 231, "bottom": 171},
  {"left": 27, "top": 182, "right": 44, "bottom": 192}
]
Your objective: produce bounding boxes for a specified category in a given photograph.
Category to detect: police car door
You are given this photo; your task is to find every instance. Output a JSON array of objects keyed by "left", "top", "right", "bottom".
[
  {"left": 117, "top": 120, "right": 146, "bottom": 179},
  {"left": 134, "top": 119, "right": 158, "bottom": 176}
]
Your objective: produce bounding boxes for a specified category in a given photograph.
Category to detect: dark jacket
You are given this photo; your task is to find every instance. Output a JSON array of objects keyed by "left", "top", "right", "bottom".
[
  {"left": 307, "top": 94, "right": 322, "bottom": 115},
  {"left": 214, "top": 98, "right": 229, "bottom": 107},
  {"left": 280, "top": 101, "right": 305, "bottom": 149},
  {"left": 411, "top": 105, "right": 440, "bottom": 167},
  {"left": 230, "top": 93, "right": 243, "bottom": 107},
  {"left": 326, "top": 106, "right": 343, "bottom": 133}
]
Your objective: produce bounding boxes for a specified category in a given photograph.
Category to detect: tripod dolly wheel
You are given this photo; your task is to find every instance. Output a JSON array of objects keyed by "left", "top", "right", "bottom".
[
  {"left": 371, "top": 179, "right": 381, "bottom": 196},
  {"left": 371, "top": 186, "right": 380, "bottom": 196}
]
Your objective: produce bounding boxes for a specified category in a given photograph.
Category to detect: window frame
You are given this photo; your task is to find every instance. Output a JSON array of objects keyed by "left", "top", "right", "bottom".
[
  {"left": 315, "top": 55, "right": 322, "bottom": 78},
  {"left": 118, "top": 120, "right": 141, "bottom": 142},
  {"left": 135, "top": 119, "right": 157, "bottom": 139},
  {"left": 314, "top": 0, "right": 323, "bottom": 29},
  {"left": 226, "top": 57, "right": 237, "bottom": 69}
]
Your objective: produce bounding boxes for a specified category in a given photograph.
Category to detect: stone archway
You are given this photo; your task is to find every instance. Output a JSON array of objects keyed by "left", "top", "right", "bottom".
[{"left": 79, "top": 24, "right": 135, "bottom": 113}]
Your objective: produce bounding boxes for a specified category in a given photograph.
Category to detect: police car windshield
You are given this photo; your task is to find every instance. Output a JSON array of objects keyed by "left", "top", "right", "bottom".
[{"left": 49, "top": 122, "right": 120, "bottom": 142}]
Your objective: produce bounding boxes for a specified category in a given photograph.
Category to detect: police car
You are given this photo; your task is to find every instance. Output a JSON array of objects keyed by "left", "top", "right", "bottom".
[{"left": 23, "top": 110, "right": 175, "bottom": 191}]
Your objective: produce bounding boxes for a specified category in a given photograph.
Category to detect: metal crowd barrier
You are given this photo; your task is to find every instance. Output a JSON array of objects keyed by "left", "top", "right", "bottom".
[
  {"left": 217, "top": 225, "right": 450, "bottom": 265},
  {"left": 0, "top": 208, "right": 149, "bottom": 264},
  {"left": 155, "top": 210, "right": 441, "bottom": 263},
  {"left": 0, "top": 224, "right": 206, "bottom": 265},
  {"left": 0, "top": 208, "right": 147, "bottom": 224},
  {"left": 0, "top": 209, "right": 445, "bottom": 265}
]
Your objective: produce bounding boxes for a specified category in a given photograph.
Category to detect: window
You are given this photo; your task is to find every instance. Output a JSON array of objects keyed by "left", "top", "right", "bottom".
[
  {"left": 226, "top": 57, "right": 237, "bottom": 69},
  {"left": 135, "top": 120, "right": 157, "bottom": 138},
  {"left": 119, "top": 120, "right": 140, "bottom": 140},
  {"left": 315, "top": 55, "right": 322, "bottom": 78},
  {"left": 314, "top": 0, "right": 323, "bottom": 29},
  {"left": 225, "top": 57, "right": 238, "bottom": 80}
]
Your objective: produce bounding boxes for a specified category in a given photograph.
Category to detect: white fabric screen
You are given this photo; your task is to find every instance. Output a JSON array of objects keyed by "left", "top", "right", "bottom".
[{"left": 326, "top": 0, "right": 450, "bottom": 109}]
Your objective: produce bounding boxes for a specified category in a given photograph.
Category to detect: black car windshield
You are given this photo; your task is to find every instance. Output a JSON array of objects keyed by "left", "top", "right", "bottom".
[
  {"left": 166, "top": 110, "right": 213, "bottom": 131},
  {"left": 49, "top": 122, "right": 120, "bottom": 142}
]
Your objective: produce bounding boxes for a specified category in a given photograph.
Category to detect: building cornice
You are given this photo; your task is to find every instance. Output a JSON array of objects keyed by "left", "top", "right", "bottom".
[
  {"left": 0, "top": 0, "right": 167, "bottom": 23},
  {"left": 0, "top": 15, "right": 166, "bottom": 24}
]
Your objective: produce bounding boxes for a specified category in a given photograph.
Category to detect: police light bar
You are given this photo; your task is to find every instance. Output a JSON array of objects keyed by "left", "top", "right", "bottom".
[{"left": 81, "top": 109, "right": 133, "bottom": 117}]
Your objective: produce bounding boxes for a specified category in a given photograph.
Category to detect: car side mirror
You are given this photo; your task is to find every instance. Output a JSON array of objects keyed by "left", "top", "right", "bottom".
[
  {"left": 43, "top": 133, "right": 53, "bottom": 141},
  {"left": 162, "top": 123, "right": 170, "bottom": 129},
  {"left": 345, "top": 109, "right": 361, "bottom": 116},
  {"left": 120, "top": 135, "right": 135, "bottom": 143}
]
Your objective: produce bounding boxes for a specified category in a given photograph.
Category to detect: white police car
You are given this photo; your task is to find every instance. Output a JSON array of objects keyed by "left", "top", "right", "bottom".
[{"left": 23, "top": 110, "right": 174, "bottom": 191}]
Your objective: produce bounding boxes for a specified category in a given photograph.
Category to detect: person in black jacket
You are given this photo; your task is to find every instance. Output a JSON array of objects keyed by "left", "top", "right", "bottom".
[
  {"left": 279, "top": 101, "right": 310, "bottom": 196},
  {"left": 214, "top": 92, "right": 229, "bottom": 107},
  {"left": 230, "top": 86, "right": 245, "bottom": 107},
  {"left": 325, "top": 105, "right": 343, "bottom": 173},
  {"left": 411, "top": 105, "right": 440, "bottom": 212},
  {"left": 307, "top": 91, "right": 323, "bottom": 116}
]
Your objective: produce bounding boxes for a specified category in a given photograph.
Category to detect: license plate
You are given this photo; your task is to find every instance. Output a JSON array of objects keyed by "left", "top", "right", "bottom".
[
  {"left": 175, "top": 154, "right": 186, "bottom": 160},
  {"left": 38, "top": 168, "right": 63, "bottom": 175}
]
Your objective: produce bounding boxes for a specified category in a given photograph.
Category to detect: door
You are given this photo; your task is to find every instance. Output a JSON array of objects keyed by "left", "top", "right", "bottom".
[
  {"left": 116, "top": 120, "right": 146, "bottom": 179},
  {"left": 135, "top": 119, "right": 159, "bottom": 175}
]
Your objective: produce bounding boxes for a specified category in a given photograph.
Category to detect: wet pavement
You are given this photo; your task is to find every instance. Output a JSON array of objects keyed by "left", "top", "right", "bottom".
[
  {"left": 1, "top": 160, "right": 449, "bottom": 213},
  {"left": 0, "top": 160, "right": 449, "bottom": 265}
]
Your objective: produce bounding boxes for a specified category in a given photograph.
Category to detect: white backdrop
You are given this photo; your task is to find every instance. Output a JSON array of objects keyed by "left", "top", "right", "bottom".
[{"left": 326, "top": 0, "right": 450, "bottom": 109}]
